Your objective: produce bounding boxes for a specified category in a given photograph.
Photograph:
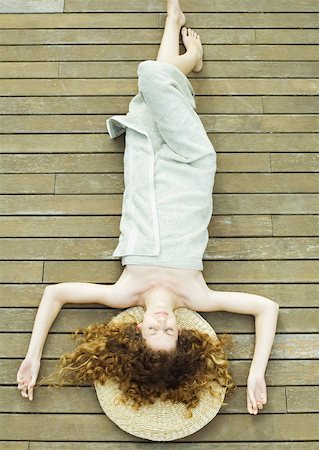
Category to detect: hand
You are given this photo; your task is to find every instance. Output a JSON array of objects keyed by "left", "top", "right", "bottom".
[
  {"left": 16, "top": 357, "right": 41, "bottom": 401},
  {"left": 247, "top": 374, "right": 267, "bottom": 415}
]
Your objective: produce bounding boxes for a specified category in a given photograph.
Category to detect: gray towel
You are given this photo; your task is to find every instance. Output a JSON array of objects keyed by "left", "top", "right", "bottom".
[{"left": 106, "top": 60, "right": 217, "bottom": 270}]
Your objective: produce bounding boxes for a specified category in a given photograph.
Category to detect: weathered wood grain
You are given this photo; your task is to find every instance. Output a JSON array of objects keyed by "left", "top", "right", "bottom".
[
  {"left": 0, "top": 93, "right": 314, "bottom": 116},
  {"left": 40, "top": 260, "right": 319, "bottom": 283},
  {"left": 0, "top": 0, "right": 64, "bottom": 13},
  {"left": 2, "top": 114, "right": 318, "bottom": 134},
  {"left": 0, "top": 386, "right": 286, "bottom": 414},
  {"left": 1, "top": 133, "right": 318, "bottom": 153},
  {"left": 1, "top": 237, "right": 318, "bottom": 260},
  {"left": 286, "top": 387, "right": 319, "bottom": 413},
  {"left": 65, "top": 0, "right": 319, "bottom": 13},
  {"left": 271, "top": 154, "right": 319, "bottom": 172},
  {"left": 213, "top": 173, "right": 319, "bottom": 193},
  {"left": 1, "top": 308, "right": 317, "bottom": 334},
  {"left": 0, "top": 154, "right": 276, "bottom": 173},
  {"left": 0, "top": 413, "right": 318, "bottom": 441},
  {"left": 0, "top": 174, "right": 55, "bottom": 194},
  {"left": 2, "top": 333, "right": 317, "bottom": 359},
  {"left": 2, "top": 28, "right": 318, "bottom": 45},
  {"left": 0, "top": 261, "right": 43, "bottom": 283},
  {"left": 272, "top": 215, "right": 319, "bottom": 236},
  {"left": 27, "top": 442, "right": 319, "bottom": 450},
  {"left": 0, "top": 95, "right": 264, "bottom": 114},
  {"left": 1, "top": 79, "right": 318, "bottom": 96},
  {"left": 0, "top": 13, "right": 318, "bottom": 29},
  {"left": 1, "top": 283, "right": 317, "bottom": 308},
  {"left": 0, "top": 172, "right": 319, "bottom": 194},
  {"left": 0, "top": 443, "right": 27, "bottom": 450},
  {"left": 0, "top": 29, "right": 256, "bottom": 45}
]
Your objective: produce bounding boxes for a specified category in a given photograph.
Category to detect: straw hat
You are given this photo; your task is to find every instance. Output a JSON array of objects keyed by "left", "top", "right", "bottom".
[{"left": 94, "top": 306, "right": 226, "bottom": 441}]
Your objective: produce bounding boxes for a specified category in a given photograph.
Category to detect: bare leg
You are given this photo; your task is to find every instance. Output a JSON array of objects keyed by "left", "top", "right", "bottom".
[{"left": 156, "top": 0, "right": 203, "bottom": 75}]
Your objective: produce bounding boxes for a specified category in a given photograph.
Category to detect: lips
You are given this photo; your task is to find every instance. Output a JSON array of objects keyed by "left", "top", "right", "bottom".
[{"left": 155, "top": 311, "right": 168, "bottom": 316}]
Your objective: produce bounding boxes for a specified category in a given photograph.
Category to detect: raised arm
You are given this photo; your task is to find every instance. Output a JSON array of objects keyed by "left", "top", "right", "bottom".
[
  {"left": 17, "top": 280, "right": 136, "bottom": 401},
  {"left": 194, "top": 286, "right": 279, "bottom": 415}
]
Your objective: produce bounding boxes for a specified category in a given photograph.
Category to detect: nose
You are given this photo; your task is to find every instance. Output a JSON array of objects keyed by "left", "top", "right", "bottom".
[{"left": 156, "top": 316, "right": 167, "bottom": 327}]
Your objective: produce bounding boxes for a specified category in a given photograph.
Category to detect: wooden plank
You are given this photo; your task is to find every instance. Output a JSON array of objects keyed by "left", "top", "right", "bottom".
[
  {"left": 159, "top": 13, "right": 319, "bottom": 29},
  {"left": 1, "top": 308, "right": 317, "bottom": 334},
  {"left": 1, "top": 133, "right": 318, "bottom": 154},
  {"left": 0, "top": 174, "right": 55, "bottom": 194},
  {"left": 0, "top": 29, "right": 255, "bottom": 45},
  {"left": 1, "top": 78, "right": 317, "bottom": 96},
  {"left": 1, "top": 237, "right": 318, "bottom": 260},
  {"left": 263, "top": 97, "right": 319, "bottom": 114},
  {"left": 59, "top": 61, "right": 319, "bottom": 79},
  {"left": 65, "top": 0, "right": 319, "bottom": 13},
  {"left": 0, "top": 95, "right": 263, "bottom": 114},
  {"left": 1, "top": 194, "right": 318, "bottom": 216},
  {"left": 203, "top": 260, "right": 319, "bottom": 283},
  {"left": 3, "top": 359, "right": 318, "bottom": 386},
  {"left": 271, "top": 154, "right": 319, "bottom": 172},
  {"left": 2, "top": 60, "right": 318, "bottom": 80},
  {"left": 0, "top": 216, "right": 121, "bottom": 237},
  {"left": 211, "top": 133, "right": 319, "bottom": 153},
  {"left": 40, "top": 260, "right": 319, "bottom": 283},
  {"left": 2, "top": 28, "right": 318, "bottom": 46},
  {"left": 2, "top": 333, "right": 317, "bottom": 359},
  {"left": 0, "top": 215, "right": 273, "bottom": 237},
  {"left": 0, "top": 443, "right": 27, "bottom": 450},
  {"left": 0, "top": 154, "right": 124, "bottom": 173},
  {"left": 256, "top": 29, "right": 319, "bottom": 44},
  {"left": 0, "top": 0, "right": 64, "bottom": 13},
  {"left": 1, "top": 44, "right": 318, "bottom": 62},
  {"left": 1, "top": 283, "right": 317, "bottom": 308},
  {"left": 46, "top": 173, "right": 319, "bottom": 194},
  {"left": 28, "top": 442, "right": 318, "bottom": 450},
  {"left": 0, "top": 13, "right": 159, "bottom": 29},
  {"left": 205, "top": 237, "right": 319, "bottom": 259},
  {"left": 0, "top": 62, "right": 59, "bottom": 78},
  {"left": 1, "top": 114, "right": 318, "bottom": 134},
  {"left": 214, "top": 173, "right": 319, "bottom": 193},
  {"left": 0, "top": 154, "right": 279, "bottom": 174},
  {"left": 0, "top": 134, "right": 114, "bottom": 154},
  {"left": 0, "top": 386, "right": 286, "bottom": 414},
  {"left": 0, "top": 413, "right": 318, "bottom": 441},
  {"left": 272, "top": 215, "right": 319, "bottom": 236},
  {"left": 286, "top": 387, "right": 319, "bottom": 413},
  {"left": 212, "top": 194, "right": 319, "bottom": 214},
  {"left": 0, "top": 13, "right": 318, "bottom": 29},
  {"left": 0, "top": 261, "right": 43, "bottom": 283}
]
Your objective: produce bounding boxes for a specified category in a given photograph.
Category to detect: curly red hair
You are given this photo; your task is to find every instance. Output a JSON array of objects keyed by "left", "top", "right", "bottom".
[{"left": 38, "top": 314, "right": 235, "bottom": 415}]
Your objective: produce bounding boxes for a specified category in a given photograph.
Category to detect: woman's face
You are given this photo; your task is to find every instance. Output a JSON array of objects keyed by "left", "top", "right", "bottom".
[{"left": 138, "top": 310, "right": 179, "bottom": 352}]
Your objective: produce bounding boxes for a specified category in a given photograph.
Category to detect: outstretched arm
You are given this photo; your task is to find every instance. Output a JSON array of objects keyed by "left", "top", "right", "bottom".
[
  {"left": 17, "top": 280, "right": 136, "bottom": 400},
  {"left": 194, "top": 287, "right": 279, "bottom": 415}
]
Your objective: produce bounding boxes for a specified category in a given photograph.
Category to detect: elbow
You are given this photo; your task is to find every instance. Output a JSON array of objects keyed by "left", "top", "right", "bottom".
[{"left": 44, "top": 284, "right": 64, "bottom": 306}]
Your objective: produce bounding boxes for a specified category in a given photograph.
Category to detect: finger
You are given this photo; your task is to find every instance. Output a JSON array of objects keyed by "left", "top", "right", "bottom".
[
  {"left": 248, "top": 389, "right": 257, "bottom": 412},
  {"left": 28, "top": 384, "right": 34, "bottom": 401},
  {"left": 257, "top": 401, "right": 263, "bottom": 410}
]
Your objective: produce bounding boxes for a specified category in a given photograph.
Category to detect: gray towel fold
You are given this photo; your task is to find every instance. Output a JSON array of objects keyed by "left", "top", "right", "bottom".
[{"left": 106, "top": 60, "right": 217, "bottom": 270}]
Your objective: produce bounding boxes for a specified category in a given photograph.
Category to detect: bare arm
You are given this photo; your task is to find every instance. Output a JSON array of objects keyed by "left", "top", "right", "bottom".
[
  {"left": 17, "top": 280, "right": 136, "bottom": 400},
  {"left": 195, "top": 287, "right": 279, "bottom": 414}
]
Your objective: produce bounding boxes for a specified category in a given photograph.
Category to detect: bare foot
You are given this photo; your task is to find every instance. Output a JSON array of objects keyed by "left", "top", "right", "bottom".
[
  {"left": 167, "top": 0, "right": 186, "bottom": 27},
  {"left": 181, "top": 27, "right": 203, "bottom": 72}
]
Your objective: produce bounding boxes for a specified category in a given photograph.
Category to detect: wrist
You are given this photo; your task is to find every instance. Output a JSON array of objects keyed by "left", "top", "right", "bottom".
[{"left": 25, "top": 352, "right": 41, "bottom": 361}]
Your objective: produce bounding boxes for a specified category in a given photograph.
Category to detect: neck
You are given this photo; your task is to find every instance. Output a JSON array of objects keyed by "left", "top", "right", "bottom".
[{"left": 143, "top": 286, "right": 177, "bottom": 313}]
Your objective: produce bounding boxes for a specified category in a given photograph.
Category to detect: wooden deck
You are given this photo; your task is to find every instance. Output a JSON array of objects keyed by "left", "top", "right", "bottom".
[{"left": 0, "top": 0, "right": 318, "bottom": 447}]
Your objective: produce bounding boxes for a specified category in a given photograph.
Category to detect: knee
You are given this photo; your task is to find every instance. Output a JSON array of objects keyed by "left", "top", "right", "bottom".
[{"left": 137, "top": 60, "right": 168, "bottom": 93}]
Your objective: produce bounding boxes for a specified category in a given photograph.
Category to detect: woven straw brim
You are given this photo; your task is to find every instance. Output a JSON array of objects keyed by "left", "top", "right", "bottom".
[{"left": 94, "top": 307, "right": 226, "bottom": 441}]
